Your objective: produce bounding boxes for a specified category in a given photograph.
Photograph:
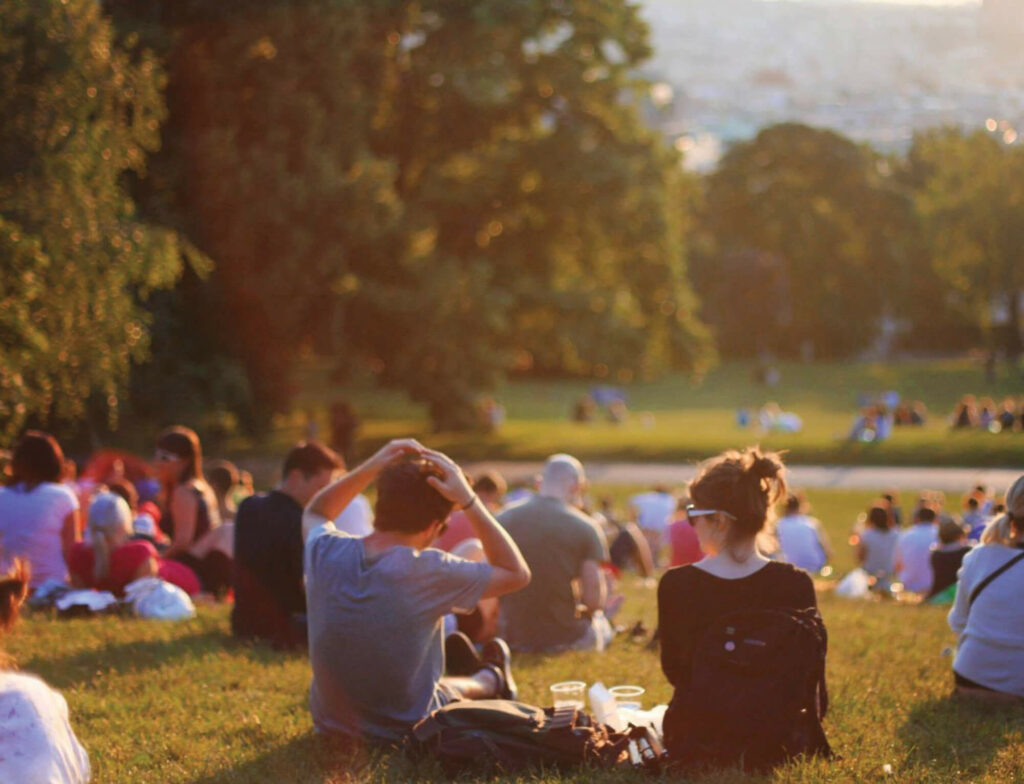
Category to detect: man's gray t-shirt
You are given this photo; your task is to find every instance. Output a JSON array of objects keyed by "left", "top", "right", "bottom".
[
  {"left": 498, "top": 496, "right": 609, "bottom": 651},
  {"left": 304, "top": 522, "right": 492, "bottom": 741}
]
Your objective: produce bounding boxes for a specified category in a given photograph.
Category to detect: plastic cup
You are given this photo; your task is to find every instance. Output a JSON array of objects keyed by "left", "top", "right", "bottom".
[
  {"left": 609, "top": 685, "right": 645, "bottom": 712},
  {"left": 550, "top": 681, "right": 586, "bottom": 709}
]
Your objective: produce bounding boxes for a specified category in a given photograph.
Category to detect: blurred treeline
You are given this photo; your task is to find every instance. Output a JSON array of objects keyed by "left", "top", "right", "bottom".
[{"left": 1, "top": 0, "right": 1022, "bottom": 446}]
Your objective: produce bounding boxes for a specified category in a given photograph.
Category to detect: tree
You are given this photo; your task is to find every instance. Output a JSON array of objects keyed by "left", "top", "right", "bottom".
[
  {"left": 0, "top": 0, "right": 194, "bottom": 443},
  {"left": 696, "top": 123, "right": 908, "bottom": 358},
  {"left": 111, "top": 0, "right": 712, "bottom": 430},
  {"left": 909, "top": 129, "right": 1024, "bottom": 359}
]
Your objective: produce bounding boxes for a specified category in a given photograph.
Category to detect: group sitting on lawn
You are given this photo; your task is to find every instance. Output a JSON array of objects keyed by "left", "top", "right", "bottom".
[{"left": 1, "top": 428, "right": 1023, "bottom": 781}]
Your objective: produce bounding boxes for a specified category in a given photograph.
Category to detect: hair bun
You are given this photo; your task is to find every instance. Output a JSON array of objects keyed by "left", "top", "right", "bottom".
[{"left": 746, "top": 449, "right": 784, "bottom": 481}]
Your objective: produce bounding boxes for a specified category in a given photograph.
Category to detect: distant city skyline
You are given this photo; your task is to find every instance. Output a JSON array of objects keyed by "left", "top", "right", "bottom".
[{"left": 641, "top": 0, "right": 1023, "bottom": 170}]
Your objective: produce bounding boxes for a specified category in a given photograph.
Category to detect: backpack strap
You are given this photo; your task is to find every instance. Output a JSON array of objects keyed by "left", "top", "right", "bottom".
[{"left": 968, "top": 551, "right": 1024, "bottom": 607}]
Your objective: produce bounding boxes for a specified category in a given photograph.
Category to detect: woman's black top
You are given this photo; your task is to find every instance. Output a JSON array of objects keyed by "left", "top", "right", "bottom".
[
  {"left": 927, "top": 545, "right": 971, "bottom": 600},
  {"left": 658, "top": 561, "right": 817, "bottom": 689}
]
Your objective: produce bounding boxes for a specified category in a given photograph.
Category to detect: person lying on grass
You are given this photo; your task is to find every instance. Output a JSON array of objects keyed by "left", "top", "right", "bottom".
[{"left": 301, "top": 439, "right": 531, "bottom": 744}]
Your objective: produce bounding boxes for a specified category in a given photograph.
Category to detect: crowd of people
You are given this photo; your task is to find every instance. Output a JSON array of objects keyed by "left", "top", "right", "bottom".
[
  {"left": 0, "top": 425, "right": 1021, "bottom": 780},
  {"left": 951, "top": 394, "right": 1024, "bottom": 433}
]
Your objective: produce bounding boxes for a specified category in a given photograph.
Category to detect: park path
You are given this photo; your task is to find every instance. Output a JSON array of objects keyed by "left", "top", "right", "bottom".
[{"left": 464, "top": 461, "right": 1023, "bottom": 493}]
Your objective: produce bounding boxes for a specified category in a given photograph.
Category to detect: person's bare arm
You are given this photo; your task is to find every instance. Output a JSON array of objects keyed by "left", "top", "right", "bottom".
[
  {"left": 422, "top": 450, "right": 530, "bottom": 599},
  {"left": 302, "top": 438, "right": 425, "bottom": 541},
  {"left": 164, "top": 486, "right": 197, "bottom": 558},
  {"left": 60, "top": 509, "right": 80, "bottom": 563},
  {"left": 579, "top": 559, "right": 606, "bottom": 614},
  {"left": 627, "top": 522, "right": 655, "bottom": 577}
]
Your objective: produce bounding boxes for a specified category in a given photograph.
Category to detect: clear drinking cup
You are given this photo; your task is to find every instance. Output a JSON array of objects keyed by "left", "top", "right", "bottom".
[
  {"left": 550, "top": 681, "right": 587, "bottom": 710},
  {"left": 609, "top": 685, "right": 645, "bottom": 712}
]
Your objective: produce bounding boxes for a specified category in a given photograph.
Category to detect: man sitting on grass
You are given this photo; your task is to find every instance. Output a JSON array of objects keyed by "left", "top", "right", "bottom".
[
  {"left": 231, "top": 442, "right": 343, "bottom": 648},
  {"left": 302, "top": 439, "right": 531, "bottom": 743},
  {"left": 499, "top": 454, "right": 615, "bottom": 652}
]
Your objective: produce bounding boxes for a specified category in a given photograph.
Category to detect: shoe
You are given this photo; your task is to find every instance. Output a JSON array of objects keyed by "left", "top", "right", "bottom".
[
  {"left": 444, "top": 632, "right": 482, "bottom": 676},
  {"left": 481, "top": 637, "right": 517, "bottom": 700}
]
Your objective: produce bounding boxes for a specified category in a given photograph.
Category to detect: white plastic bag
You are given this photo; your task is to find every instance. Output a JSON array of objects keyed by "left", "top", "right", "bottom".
[
  {"left": 124, "top": 577, "right": 196, "bottom": 620},
  {"left": 588, "top": 681, "right": 624, "bottom": 731},
  {"left": 835, "top": 567, "right": 871, "bottom": 599}
]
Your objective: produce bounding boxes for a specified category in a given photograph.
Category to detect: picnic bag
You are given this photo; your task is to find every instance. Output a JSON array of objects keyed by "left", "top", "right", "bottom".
[
  {"left": 663, "top": 607, "right": 833, "bottom": 771},
  {"left": 409, "top": 699, "right": 636, "bottom": 772}
]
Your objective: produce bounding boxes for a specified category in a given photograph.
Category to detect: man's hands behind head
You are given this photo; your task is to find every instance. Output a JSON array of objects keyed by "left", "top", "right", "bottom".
[{"left": 419, "top": 450, "right": 474, "bottom": 507}]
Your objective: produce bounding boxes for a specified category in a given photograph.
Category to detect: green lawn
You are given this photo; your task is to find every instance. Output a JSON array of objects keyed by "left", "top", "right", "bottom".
[
  {"left": 236, "top": 357, "right": 1024, "bottom": 470},
  {"left": 7, "top": 489, "right": 1024, "bottom": 783}
]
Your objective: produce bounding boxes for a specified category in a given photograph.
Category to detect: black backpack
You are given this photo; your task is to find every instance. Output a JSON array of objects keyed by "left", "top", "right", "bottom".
[
  {"left": 409, "top": 699, "right": 644, "bottom": 773},
  {"left": 664, "top": 607, "right": 833, "bottom": 771}
]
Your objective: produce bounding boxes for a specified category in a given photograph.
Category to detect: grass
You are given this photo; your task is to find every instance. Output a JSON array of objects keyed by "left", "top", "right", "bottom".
[
  {"left": 228, "top": 357, "right": 1024, "bottom": 472},
  {"left": 7, "top": 489, "right": 1024, "bottom": 783}
]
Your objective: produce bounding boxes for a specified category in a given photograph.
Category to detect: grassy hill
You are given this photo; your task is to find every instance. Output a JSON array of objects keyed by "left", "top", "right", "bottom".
[
  {"left": 238, "top": 357, "right": 1024, "bottom": 468},
  {"left": 7, "top": 488, "right": 1024, "bottom": 782}
]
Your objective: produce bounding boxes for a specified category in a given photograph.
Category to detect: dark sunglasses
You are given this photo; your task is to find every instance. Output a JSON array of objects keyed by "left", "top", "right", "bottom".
[{"left": 686, "top": 503, "right": 737, "bottom": 522}]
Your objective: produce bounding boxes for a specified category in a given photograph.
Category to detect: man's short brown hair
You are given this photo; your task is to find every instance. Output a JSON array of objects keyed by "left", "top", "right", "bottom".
[{"left": 282, "top": 442, "right": 344, "bottom": 479}]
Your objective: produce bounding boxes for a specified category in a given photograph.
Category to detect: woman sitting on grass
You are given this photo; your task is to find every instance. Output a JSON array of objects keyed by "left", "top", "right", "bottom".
[
  {"left": 0, "top": 432, "right": 81, "bottom": 588},
  {"left": 154, "top": 427, "right": 232, "bottom": 596},
  {"left": 68, "top": 492, "right": 200, "bottom": 597},
  {"left": 948, "top": 475, "right": 1024, "bottom": 700},
  {"left": 0, "top": 559, "right": 91, "bottom": 783},
  {"left": 658, "top": 446, "right": 830, "bottom": 770},
  {"left": 855, "top": 502, "right": 899, "bottom": 590}
]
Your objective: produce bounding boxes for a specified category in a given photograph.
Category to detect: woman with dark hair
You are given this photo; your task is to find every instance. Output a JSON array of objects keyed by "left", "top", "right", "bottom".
[
  {"left": 658, "top": 446, "right": 829, "bottom": 769},
  {"left": 0, "top": 558, "right": 90, "bottom": 782},
  {"left": 855, "top": 502, "right": 899, "bottom": 589},
  {"left": 154, "top": 426, "right": 231, "bottom": 596},
  {"left": 0, "top": 432, "right": 80, "bottom": 588}
]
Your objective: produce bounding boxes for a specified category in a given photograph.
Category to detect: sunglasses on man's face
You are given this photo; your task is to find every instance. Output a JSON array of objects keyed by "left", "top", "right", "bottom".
[{"left": 685, "top": 503, "right": 737, "bottom": 522}]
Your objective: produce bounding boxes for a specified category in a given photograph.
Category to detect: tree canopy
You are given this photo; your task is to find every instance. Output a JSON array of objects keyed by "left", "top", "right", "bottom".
[
  {"left": 0, "top": 0, "right": 194, "bottom": 442},
  {"left": 110, "top": 0, "right": 712, "bottom": 429},
  {"left": 694, "top": 123, "right": 909, "bottom": 358}
]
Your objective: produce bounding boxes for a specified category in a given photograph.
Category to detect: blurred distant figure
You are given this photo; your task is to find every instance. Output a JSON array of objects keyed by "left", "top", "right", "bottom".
[
  {"left": 894, "top": 506, "right": 938, "bottom": 593},
  {"left": 106, "top": 479, "right": 168, "bottom": 551},
  {"left": 996, "top": 397, "right": 1018, "bottom": 432},
  {"left": 630, "top": 485, "right": 677, "bottom": 568},
  {"left": 478, "top": 397, "right": 506, "bottom": 433},
  {"left": 155, "top": 426, "right": 232, "bottom": 596},
  {"left": 854, "top": 504, "right": 899, "bottom": 589},
  {"left": 232, "top": 442, "right": 343, "bottom": 648},
  {"left": 0, "top": 451, "right": 11, "bottom": 485},
  {"left": 602, "top": 499, "right": 655, "bottom": 578},
  {"left": 571, "top": 395, "right": 597, "bottom": 423},
  {"left": 962, "top": 496, "right": 988, "bottom": 542},
  {"left": 951, "top": 395, "right": 978, "bottom": 429},
  {"left": 775, "top": 493, "right": 831, "bottom": 573},
  {"left": 926, "top": 518, "right": 970, "bottom": 602},
  {"left": 329, "top": 401, "right": 360, "bottom": 468},
  {"left": 0, "top": 432, "right": 80, "bottom": 588},
  {"left": 207, "top": 459, "right": 241, "bottom": 524},
  {"left": 669, "top": 500, "right": 704, "bottom": 568},
  {"left": 68, "top": 492, "right": 199, "bottom": 597}
]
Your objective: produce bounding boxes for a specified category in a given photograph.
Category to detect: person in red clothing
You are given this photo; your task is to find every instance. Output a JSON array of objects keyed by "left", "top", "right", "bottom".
[
  {"left": 668, "top": 498, "right": 704, "bottom": 567},
  {"left": 68, "top": 492, "right": 199, "bottom": 596}
]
